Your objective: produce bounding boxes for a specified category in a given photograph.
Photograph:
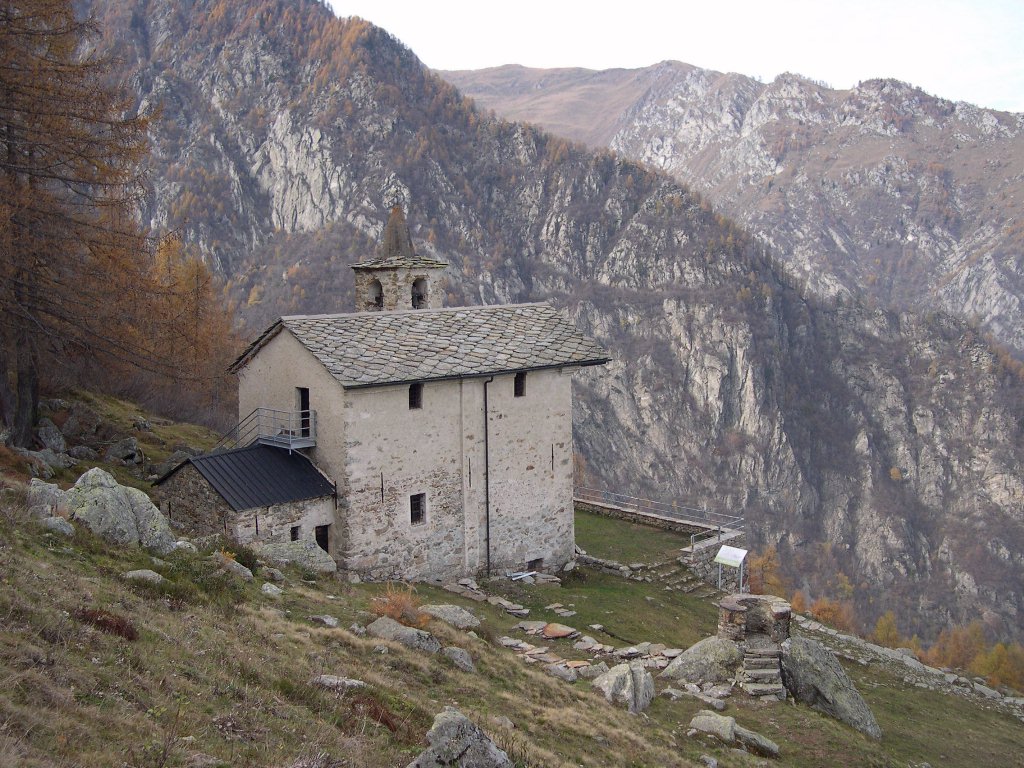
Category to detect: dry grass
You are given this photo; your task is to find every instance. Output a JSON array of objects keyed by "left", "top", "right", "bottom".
[{"left": 371, "top": 582, "right": 430, "bottom": 629}]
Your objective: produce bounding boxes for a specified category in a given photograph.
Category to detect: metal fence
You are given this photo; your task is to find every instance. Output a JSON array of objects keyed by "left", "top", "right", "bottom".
[{"left": 214, "top": 408, "right": 317, "bottom": 452}]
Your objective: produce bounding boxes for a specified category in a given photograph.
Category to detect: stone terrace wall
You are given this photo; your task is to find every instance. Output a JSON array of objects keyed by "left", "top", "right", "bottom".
[{"left": 575, "top": 501, "right": 708, "bottom": 536}]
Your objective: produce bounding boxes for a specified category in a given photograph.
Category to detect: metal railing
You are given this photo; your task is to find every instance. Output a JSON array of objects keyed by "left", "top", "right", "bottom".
[
  {"left": 214, "top": 408, "right": 317, "bottom": 452},
  {"left": 574, "top": 485, "right": 744, "bottom": 537}
]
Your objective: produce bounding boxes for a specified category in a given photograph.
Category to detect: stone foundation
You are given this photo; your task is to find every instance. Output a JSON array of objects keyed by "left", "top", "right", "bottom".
[{"left": 717, "top": 594, "right": 791, "bottom": 643}]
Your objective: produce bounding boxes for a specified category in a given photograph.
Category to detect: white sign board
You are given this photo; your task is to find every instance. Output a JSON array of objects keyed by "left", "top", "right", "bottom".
[{"left": 714, "top": 545, "right": 748, "bottom": 568}]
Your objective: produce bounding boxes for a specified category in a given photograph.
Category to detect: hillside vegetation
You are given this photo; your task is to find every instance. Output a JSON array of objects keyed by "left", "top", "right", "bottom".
[{"left": 2, "top": 470, "right": 1023, "bottom": 767}]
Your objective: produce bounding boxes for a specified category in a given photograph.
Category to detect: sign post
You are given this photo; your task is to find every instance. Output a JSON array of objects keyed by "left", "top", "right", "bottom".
[{"left": 714, "top": 545, "right": 748, "bottom": 592}]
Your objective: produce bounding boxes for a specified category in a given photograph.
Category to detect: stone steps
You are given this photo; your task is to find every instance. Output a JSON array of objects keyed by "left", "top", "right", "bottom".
[{"left": 740, "top": 643, "right": 786, "bottom": 700}]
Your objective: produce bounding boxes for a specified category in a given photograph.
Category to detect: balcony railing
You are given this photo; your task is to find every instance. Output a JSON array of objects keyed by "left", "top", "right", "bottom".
[{"left": 214, "top": 408, "right": 317, "bottom": 452}]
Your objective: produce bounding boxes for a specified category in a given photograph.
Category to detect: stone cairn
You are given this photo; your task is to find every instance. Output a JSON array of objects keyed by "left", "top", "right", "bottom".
[{"left": 718, "top": 594, "right": 791, "bottom": 700}]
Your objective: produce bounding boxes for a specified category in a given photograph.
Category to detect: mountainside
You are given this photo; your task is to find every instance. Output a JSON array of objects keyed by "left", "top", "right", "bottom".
[
  {"left": 442, "top": 63, "right": 1024, "bottom": 353},
  {"left": 85, "top": 0, "right": 1024, "bottom": 641}
]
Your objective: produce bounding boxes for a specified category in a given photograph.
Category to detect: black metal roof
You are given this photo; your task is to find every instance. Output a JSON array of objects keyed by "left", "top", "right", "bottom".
[{"left": 157, "top": 444, "right": 334, "bottom": 512}]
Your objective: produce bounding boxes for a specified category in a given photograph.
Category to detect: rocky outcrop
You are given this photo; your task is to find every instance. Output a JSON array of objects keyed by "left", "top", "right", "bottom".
[
  {"left": 254, "top": 540, "right": 337, "bottom": 574},
  {"left": 421, "top": 604, "right": 480, "bottom": 630},
  {"left": 780, "top": 637, "right": 882, "bottom": 739},
  {"left": 62, "top": 469, "right": 175, "bottom": 555},
  {"left": 591, "top": 662, "right": 655, "bottom": 713},
  {"left": 446, "top": 65, "right": 1024, "bottom": 354},
  {"left": 367, "top": 617, "right": 441, "bottom": 655},
  {"left": 407, "top": 707, "right": 512, "bottom": 768},
  {"left": 688, "top": 710, "right": 780, "bottom": 758},
  {"left": 660, "top": 636, "right": 742, "bottom": 685}
]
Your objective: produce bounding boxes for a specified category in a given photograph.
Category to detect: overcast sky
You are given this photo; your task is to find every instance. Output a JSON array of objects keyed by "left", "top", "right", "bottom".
[{"left": 327, "top": 0, "right": 1024, "bottom": 113}]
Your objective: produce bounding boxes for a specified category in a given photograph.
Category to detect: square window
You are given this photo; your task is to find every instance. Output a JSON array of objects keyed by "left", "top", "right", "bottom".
[
  {"left": 409, "top": 382, "right": 423, "bottom": 409},
  {"left": 514, "top": 371, "right": 526, "bottom": 397},
  {"left": 410, "top": 493, "right": 426, "bottom": 525},
  {"left": 290, "top": 525, "right": 300, "bottom": 541}
]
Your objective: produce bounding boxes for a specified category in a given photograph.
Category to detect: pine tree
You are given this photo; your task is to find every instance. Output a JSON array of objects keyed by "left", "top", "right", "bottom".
[{"left": 0, "top": 0, "right": 150, "bottom": 445}]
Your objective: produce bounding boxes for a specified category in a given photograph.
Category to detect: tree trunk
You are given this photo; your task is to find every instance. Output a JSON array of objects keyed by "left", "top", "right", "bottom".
[
  {"left": 12, "top": 330, "right": 37, "bottom": 448},
  {"left": 0, "top": 343, "right": 16, "bottom": 444}
]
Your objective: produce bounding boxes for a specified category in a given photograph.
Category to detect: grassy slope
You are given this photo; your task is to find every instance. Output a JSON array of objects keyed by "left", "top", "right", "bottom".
[{"left": 2, "top": 394, "right": 1021, "bottom": 768}]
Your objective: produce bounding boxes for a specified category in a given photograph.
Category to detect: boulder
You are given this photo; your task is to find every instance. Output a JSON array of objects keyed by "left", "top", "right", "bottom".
[
  {"left": 65, "top": 468, "right": 175, "bottom": 555},
  {"left": 254, "top": 540, "right": 337, "bottom": 574},
  {"left": 367, "top": 616, "right": 440, "bottom": 655},
  {"left": 443, "top": 646, "right": 476, "bottom": 673},
  {"left": 60, "top": 402, "right": 102, "bottom": 441},
  {"left": 151, "top": 449, "right": 194, "bottom": 479},
  {"left": 577, "top": 661, "right": 609, "bottom": 680},
  {"left": 311, "top": 674, "right": 367, "bottom": 691},
  {"left": 36, "top": 418, "right": 66, "bottom": 453},
  {"left": 591, "top": 662, "right": 655, "bottom": 713},
  {"left": 261, "top": 583, "right": 283, "bottom": 597},
  {"left": 780, "top": 637, "right": 881, "bottom": 739},
  {"left": 210, "top": 551, "right": 254, "bottom": 581},
  {"left": 39, "top": 516, "right": 75, "bottom": 537},
  {"left": 27, "top": 478, "right": 67, "bottom": 518},
  {"left": 124, "top": 569, "right": 165, "bottom": 585},
  {"left": 407, "top": 707, "right": 512, "bottom": 768},
  {"left": 541, "top": 622, "right": 577, "bottom": 639},
  {"left": 105, "top": 437, "right": 143, "bottom": 464},
  {"left": 308, "top": 615, "right": 340, "bottom": 628},
  {"left": 68, "top": 445, "right": 99, "bottom": 460},
  {"left": 421, "top": 604, "right": 480, "bottom": 630},
  {"left": 660, "top": 636, "right": 743, "bottom": 684},
  {"left": 688, "top": 710, "right": 779, "bottom": 758},
  {"left": 543, "top": 663, "right": 577, "bottom": 683}
]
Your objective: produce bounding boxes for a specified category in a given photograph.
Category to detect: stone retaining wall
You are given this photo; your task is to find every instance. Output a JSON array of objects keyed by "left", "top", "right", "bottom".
[{"left": 575, "top": 501, "right": 707, "bottom": 536}]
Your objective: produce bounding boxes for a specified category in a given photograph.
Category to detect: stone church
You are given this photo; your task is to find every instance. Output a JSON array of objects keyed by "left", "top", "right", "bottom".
[{"left": 157, "top": 207, "right": 608, "bottom": 581}]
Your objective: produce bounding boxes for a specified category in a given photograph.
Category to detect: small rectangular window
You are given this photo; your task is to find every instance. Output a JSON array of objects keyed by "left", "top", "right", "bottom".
[
  {"left": 290, "top": 525, "right": 300, "bottom": 541},
  {"left": 409, "top": 382, "right": 423, "bottom": 409},
  {"left": 514, "top": 371, "right": 526, "bottom": 397},
  {"left": 410, "top": 493, "right": 426, "bottom": 525}
]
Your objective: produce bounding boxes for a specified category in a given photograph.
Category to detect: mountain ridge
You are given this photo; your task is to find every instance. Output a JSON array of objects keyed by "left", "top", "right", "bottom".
[{"left": 442, "top": 63, "right": 1024, "bottom": 352}]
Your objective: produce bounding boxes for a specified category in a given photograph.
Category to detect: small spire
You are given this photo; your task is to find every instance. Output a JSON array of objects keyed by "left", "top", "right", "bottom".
[{"left": 379, "top": 205, "right": 416, "bottom": 261}]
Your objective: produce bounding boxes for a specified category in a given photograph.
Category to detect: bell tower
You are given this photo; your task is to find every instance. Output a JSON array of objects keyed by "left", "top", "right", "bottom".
[{"left": 351, "top": 206, "right": 447, "bottom": 312}]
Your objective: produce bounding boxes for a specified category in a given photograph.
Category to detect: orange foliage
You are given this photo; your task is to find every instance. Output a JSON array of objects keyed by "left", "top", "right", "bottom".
[
  {"left": 789, "top": 590, "right": 807, "bottom": 613},
  {"left": 747, "top": 545, "right": 787, "bottom": 596},
  {"left": 371, "top": 583, "right": 429, "bottom": 629},
  {"left": 809, "top": 597, "right": 856, "bottom": 633}
]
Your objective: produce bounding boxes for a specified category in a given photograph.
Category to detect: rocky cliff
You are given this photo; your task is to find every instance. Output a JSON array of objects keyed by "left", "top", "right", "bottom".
[
  {"left": 443, "top": 63, "right": 1024, "bottom": 354},
  {"left": 87, "top": 0, "right": 1024, "bottom": 640}
]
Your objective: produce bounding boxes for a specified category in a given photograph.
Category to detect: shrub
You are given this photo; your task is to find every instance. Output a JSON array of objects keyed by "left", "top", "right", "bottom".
[
  {"left": 74, "top": 607, "right": 139, "bottom": 640},
  {"left": 371, "top": 582, "right": 429, "bottom": 628}
]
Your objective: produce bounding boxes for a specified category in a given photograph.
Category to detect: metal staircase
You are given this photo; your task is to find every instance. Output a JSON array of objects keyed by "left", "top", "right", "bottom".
[{"left": 213, "top": 408, "right": 317, "bottom": 452}]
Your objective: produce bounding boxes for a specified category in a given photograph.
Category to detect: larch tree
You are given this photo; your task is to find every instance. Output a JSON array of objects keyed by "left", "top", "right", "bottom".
[{"left": 0, "top": 0, "right": 152, "bottom": 445}]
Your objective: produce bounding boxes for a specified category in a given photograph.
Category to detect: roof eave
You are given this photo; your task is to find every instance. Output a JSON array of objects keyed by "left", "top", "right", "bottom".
[{"left": 340, "top": 356, "right": 611, "bottom": 390}]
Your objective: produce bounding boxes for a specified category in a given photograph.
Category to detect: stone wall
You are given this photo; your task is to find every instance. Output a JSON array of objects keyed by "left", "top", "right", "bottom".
[
  {"left": 353, "top": 266, "right": 444, "bottom": 312},
  {"left": 236, "top": 328, "right": 349, "bottom": 556},
  {"left": 156, "top": 462, "right": 335, "bottom": 550},
  {"left": 232, "top": 496, "right": 335, "bottom": 549},
  {"left": 574, "top": 501, "right": 708, "bottom": 536},
  {"left": 343, "top": 368, "right": 577, "bottom": 581},
  {"left": 156, "top": 463, "right": 233, "bottom": 536}
]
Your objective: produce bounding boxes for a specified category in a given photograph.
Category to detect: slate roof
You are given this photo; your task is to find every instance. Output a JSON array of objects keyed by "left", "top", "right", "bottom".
[
  {"left": 231, "top": 303, "right": 609, "bottom": 388},
  {"left": 157, "top": 444, "right": 335, "bottom": 512}
]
